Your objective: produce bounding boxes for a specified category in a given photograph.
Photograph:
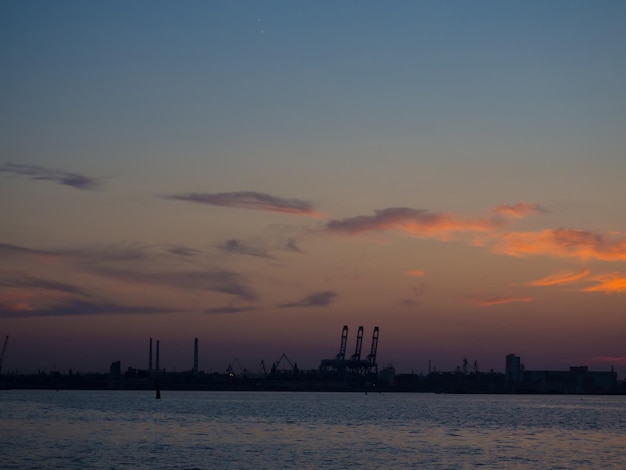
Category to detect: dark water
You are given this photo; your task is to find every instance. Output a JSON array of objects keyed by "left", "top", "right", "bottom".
[{"left": 2, "top": 390, "right": 625, "bottom": 469}]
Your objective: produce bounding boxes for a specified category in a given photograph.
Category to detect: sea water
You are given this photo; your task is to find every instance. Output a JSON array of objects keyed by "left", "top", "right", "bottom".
[{"left": 1, "top": 390, "right": 625, "bottom": 469}]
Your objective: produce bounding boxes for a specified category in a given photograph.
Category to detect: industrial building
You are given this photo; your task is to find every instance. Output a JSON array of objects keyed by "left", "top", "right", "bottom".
[{"left": 505, "top": 354, "right": 618, "bottom": 394}]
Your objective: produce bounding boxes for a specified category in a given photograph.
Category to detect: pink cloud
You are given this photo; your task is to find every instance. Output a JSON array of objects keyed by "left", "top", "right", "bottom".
[
  {"left": 0, "top": 291, "right": 34, "bottom": 313},
  {"left": 491, "top": 202, "right": 545, "bottom": 218},
  {"left": 406, "top": 269, "right": 425, "bottom": 277},
  {"left": 527, "top": 267, "right": 589, "bottom": 287}
]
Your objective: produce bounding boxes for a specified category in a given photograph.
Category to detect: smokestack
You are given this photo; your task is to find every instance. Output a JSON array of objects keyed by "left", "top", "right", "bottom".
[
  {"left": 193, "top": 338, "right": 198, "bottom": 375},
  {"left": 149, "top": 338, "right": 153, "bottom": 373},
  {"left": 156, "top": 340, "right": 160, "bottom": 373}
]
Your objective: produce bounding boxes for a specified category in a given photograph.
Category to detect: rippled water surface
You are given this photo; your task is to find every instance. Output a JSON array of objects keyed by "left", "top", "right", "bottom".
[{"left": 2, "top": 390, "right": 625, "bottom": 469}]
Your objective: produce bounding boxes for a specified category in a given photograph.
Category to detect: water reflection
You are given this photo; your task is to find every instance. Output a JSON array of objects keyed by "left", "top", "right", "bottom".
[{"left": 2, "top": 391, "right": 625, "bottom": 469}]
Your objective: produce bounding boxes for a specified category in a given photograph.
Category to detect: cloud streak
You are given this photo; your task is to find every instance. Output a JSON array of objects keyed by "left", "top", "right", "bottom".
[
  {"left": 527, "top": 267, "right": 589, "bottom": 287},
  {"left": 218, "top": 239, "right": 274, "bottom": 259},
  {"left": 162, "top": 191, "right": 321, "bottom": 217},
  {"left": 279, "top": 290, "right": 337, "bottom": 308},
  {"left": 0, "top": 274, "right": 91, "bottom": 297},
  {"left": 0, "top": 242, "right": 56, "bottom": 259},
  {"left": 90, "top": 266, "right": 258, "bottom": 301},
  {"left": 0, "top": 299, "right": 181, "bottom": 318},
  {"left": 0, "top": 162, "right": 101, "bottom": 190},
  {"left": 467, "top": 295, "right": 532, "bottom": 307},
  {"left": 204, "top": 306, "right": 256, "bottom": 314},
  {"left": 166, "top": 245, "right": 204, "bottom": 257}
]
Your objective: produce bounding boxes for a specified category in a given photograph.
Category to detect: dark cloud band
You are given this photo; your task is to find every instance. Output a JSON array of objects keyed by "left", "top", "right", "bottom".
[
  {"left": 162, "top": 191, "right": 320, "bottom": 216},
  {"left": 0, "top": 162, "right": 100, "bottom": 190}
]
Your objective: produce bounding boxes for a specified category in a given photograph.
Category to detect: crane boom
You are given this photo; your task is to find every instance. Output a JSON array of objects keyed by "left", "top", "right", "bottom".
[
  {"left": 336, "top": 325, "right": 349, "bottom": 361},
  {"left": 366, "top": 327, "right": 379, "bottom": 375},
  {"left": 351, "top": 326, "right": 364, "bottom": 361}
]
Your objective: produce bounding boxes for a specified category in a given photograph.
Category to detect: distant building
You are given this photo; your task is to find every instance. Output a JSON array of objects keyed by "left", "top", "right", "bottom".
[
  {"left": 109, "top": 361, "right": 121, "bottom": 377},
  {"left": 505, "top": 354, "right": 523, "bottom": 383},
  {"left": 507, "top": 355, "right": 618, "bottom": 394}
]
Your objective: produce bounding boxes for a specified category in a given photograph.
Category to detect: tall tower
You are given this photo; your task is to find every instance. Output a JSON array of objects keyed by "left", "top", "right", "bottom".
[
  {"left": 156, "top": 340, "right": 160, "bottom": 373},
  {"left": 193, "top": 338, "right": 198, "bottom": 375},
  {"left": 148, "top": 338, "right": 153, "bottom": 373},
  {"left": 505, "top": 353, "right": 522, "bottom": 383}
]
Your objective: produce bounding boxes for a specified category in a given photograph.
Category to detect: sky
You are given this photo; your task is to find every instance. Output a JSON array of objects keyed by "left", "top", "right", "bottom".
[{"left": 1, "top": 1, "right": 626, "bottom": 377}]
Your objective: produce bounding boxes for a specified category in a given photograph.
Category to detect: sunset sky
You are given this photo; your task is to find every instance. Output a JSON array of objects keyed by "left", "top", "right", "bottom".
[{"left": 2, "top": 1, "right": 626, "bottom": 377}]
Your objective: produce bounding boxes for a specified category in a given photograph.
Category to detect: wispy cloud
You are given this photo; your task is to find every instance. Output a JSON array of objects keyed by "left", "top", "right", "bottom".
[
  {"left": 162, "top": 191, "right": 321, "bottom": 217},
  {"left": 325, "top": 207, "right": 501, "bottom": 239},
  {"left": 279, "top": 290, "right": 337, "bottom": 308},
  {"left": 0, "top": 162, "right": 101, "bottom": 190},
  {"left": 0, "top": 299, "right": 181, "bottom": 318},
  {"left": 491, "top": 202, "right": 545, "bottom": 218},
  {"left": 0, "top": 274, "right": 91, "bottom": 297},
  {"left": 467, "top": 295, "right": 532, "bottom": 307},
  {"left": 286, "top": 238, "right": 302, "bottom": 253},
  {"left": 0, "top": 242, "right": 150, "bottom": 264},
  {"left": 90, "top": 266, "right": 258, "bottom": 301},
  {"left": 581, "top": 273, "right": 626, "bottom": 294},
  {"left": 166, "top": 245, "right": 203, "bottom": 257},
  {"left": 0, "top": 242, "right": 55, "bottom": 259},
  {"left": 204, "top": 306, "right": 256, "bottom": 314},
  {"left": 493, "top": 228, "right": 626, "bottom": 261},
  {"left": 527, "top": 267, "right": 589, "bottom": 287},
  {"left": 218, "top": 239, "right": 274, "bottom": 259}
]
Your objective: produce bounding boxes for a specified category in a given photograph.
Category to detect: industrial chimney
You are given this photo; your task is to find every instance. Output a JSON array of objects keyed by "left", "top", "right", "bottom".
[
  {"left": 193, "top": 338, "right": 198, "bottom": 375},
  {"left": 156, "top": 340, "right": 160, "bottom": 373},
  {"left": 149, "top": 338, "right": 153, "bottom": 374}
]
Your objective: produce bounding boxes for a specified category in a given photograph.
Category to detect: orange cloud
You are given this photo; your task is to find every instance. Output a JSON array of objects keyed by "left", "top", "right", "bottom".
[
  {"left": 493, "top": 228, "right": 626, "bottom": 261},
  {"left": 326, "top": 207, "right": 502, "bottom": 239},
  {"left": 491, "top": 202, "right": 545, "bottom": 218},
  {"left": 527, "top": 267, "right": 589, "bottom": 287},
  {"left": 467, "top": 295, "right": 532, "bottom": 307},
  {"left": 406, "top": 269, "right": 425, "bottom": 277},
  {"left": 581, "top": 273, "right": 626, "bottom": 294}
]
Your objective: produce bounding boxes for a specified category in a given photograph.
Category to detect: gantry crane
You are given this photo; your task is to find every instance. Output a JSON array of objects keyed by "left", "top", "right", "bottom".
[
  {"left": 320, "top": 325, "right": 380, "bottom": 377},
  {"left": 335, "top": 325, "right": 349, "bottom": 362},
  {"left": 366, "top": 327, "right": 379, "bottom": 375},
  {"left": 270, "top": 353, "right": 299, "bottom": 376},
  {"left": 350, "top": 326, "right": 364, "bottom": 363}
]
